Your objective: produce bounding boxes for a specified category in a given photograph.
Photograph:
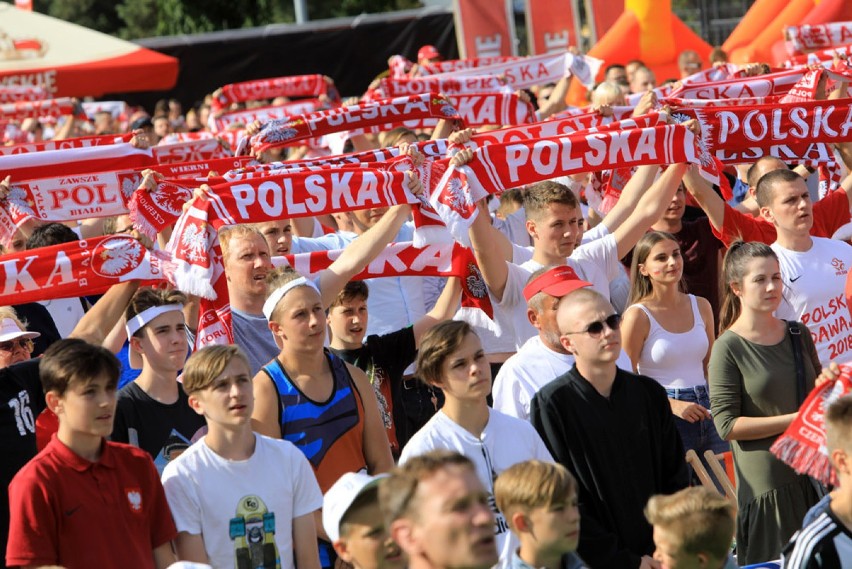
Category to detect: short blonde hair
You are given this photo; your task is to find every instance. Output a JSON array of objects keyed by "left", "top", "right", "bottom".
[
  {"left": 0, "top": 306, "right": 26, "bottom": 332},
  {"left": 590, "top": 81, "right": 625, "bottom": 107},
  {"left": 645, "top": 487, "right": 735, "bottom": 559},
  {"left": 219, "top": 224, "right": 265, "bottom": 261},
  {"left": 494, "top": 460, "right": 576, "bottom": 530},
  {"left": 826, "top": 395, "right": 852, "bottom": 456},
  {"left": 181, "top": 344, "right": 250, "bottom": 394}
]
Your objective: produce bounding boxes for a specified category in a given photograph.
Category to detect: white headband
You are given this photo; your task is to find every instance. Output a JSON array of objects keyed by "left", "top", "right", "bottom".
[
  {"left": 262, "top": 277, "right": 321, "bottom": 321},
  {"left": 126, "top": 304, "right": 184, "bottom": 338}
]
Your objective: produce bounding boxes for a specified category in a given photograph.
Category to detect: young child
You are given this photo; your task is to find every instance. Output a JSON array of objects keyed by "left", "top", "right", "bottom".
[
  {"left": 322, "top": 472, "right": 405, "bottom": 569},
  {"left": 783, "top": 394, "right": 852, "bottom": 567},
  {"left": 645, "top": 487, "right": 736, "bottom": 569},
  {"left": 161, "top": 344, "right": 323, "bottom": 569},
  {"left": 494, "top": 460, "right": 585, "bottom": 569},
  {"left": 6, "top": 338, "right": 177, "bottom": 568}
]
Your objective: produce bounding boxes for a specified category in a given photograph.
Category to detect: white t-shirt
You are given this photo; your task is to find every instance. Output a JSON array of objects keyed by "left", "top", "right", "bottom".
[
  {"left": 162, "top": 434, "right": 323, "bottom": 569},
  {"left": 38, "top": 297, "right": 85, "bottom": 338},
  {"left": 493, "top": 335, "right": 633, "bottom": 421},
  {"left": 772, "top": 237, "right": 852, "bottom": 366},
  {"left": 501, "top": 233, "right": 622, "bottom": 349},
  {"left": 399, "top": 409, "right": 553, "bottom": 567}
]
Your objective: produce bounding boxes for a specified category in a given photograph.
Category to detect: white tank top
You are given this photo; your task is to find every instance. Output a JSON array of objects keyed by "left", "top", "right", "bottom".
[{"left": 629, "top": 294, "right": 709, "bottom": 389}]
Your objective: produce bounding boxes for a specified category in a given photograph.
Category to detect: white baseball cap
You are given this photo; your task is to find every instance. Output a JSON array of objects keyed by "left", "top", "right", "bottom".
[
  {"left": 0, "top": 318, "right": 39, "bottom": 343},
  {"left": 322, "top": 471, "right": 388, "bottom": 543}
]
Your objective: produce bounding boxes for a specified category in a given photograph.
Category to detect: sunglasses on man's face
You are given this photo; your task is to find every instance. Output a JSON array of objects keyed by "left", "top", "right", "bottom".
[
  {"left": 563, "top": 313, "right": 622, "bottom": 338},
  {"left": 0, "top": 338, "right": 33, "bottom": 353}
]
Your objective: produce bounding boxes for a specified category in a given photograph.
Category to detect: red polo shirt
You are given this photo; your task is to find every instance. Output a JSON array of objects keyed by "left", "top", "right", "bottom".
[{"left": 6, "top": 436, "right": 176, "bottom": 569}]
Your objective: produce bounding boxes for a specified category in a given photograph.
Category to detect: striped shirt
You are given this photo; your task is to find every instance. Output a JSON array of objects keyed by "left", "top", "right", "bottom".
[{"left": 783, "top": 509, "right": 852, "bottom": 568}]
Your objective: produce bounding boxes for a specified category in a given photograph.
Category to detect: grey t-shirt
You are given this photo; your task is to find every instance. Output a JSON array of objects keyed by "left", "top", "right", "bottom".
[{"left": 230, "top": 307, "right": 279, "bottom": 376}]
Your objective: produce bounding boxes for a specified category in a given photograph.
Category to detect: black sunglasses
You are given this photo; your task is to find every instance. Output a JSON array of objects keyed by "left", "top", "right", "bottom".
[
  {"left": 563, "top": 314, "right": 622, "bottom": 338},
  {"left": 0, "top": 338, "right": 33, "bottom": 353}
]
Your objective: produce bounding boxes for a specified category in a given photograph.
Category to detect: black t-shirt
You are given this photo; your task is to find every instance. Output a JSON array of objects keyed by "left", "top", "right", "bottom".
[
  {"left": 12, "top": 303, "right": 61, "bottom": 357},
  {"left": 331, "top": 327, "right": 418, "bottom": 451},
  {"left": 111, "top": 382, "right": 206, "bottom": 474},
  {"left": 0, "top": 358, "right": 42, "bottom": 569}
]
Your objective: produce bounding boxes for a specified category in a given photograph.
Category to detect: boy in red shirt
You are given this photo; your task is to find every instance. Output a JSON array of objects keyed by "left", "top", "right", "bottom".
[{"left": 5, "top": 338, "right": 177, "bottom": 569}]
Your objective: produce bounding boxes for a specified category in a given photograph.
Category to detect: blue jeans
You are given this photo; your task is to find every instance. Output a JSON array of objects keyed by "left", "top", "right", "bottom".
[{"left": 666, "top": 385, "right": 730, "bottom": 487}]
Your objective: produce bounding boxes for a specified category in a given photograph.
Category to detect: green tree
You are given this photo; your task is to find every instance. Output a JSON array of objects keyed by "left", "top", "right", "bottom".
[{"left": 47, "top": 0, "right": 123, "bottom": 35}]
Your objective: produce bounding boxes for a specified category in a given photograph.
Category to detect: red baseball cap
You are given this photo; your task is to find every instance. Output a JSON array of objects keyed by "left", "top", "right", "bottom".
[
  {"left": 418, "top": 45, "right": 442, "bottom": 61},
  {"left": 523, "top": 266, "right": 592, "bottom": 303}
]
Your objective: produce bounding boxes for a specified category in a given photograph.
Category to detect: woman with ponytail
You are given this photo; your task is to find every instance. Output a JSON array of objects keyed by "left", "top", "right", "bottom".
[{"left": 709, "top": 241, "right": 822, "bottom": 565}]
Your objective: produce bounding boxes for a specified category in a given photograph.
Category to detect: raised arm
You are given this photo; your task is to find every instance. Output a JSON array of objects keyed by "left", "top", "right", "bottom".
[
  {"left": 612, "top": 163, "right": 687, "bottom": 259},
  {"left": 682, "top": 166, "right": 726, "bottom": 231},
  {"left": 69, "top": 281, "right": 140, "bottom": 345},
  {"left": 412, "top": 277, "right": 462, "bottom": 348},
  {"left": 598, "top": 164, "right": 660, "bottom": 233}
]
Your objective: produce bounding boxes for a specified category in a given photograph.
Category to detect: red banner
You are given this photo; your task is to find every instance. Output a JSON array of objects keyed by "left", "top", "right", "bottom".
[
  {"left": 525, "top": 0, "right": 577, "bottom": 55},
  {"left": 453, "top": 0, "right": 517, "bottom": 59}
]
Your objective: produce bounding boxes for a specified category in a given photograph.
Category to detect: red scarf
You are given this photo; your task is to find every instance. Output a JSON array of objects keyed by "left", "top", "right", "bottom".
[
  {"left": 0, "top": 86, "right": 49, "bottom": 104},
  {"left": 211, "top": 74, "right": 330, "bottom": 112},
  {"left": 277, "top": 241, "right": 494, "bottom": 318},
  {"left": 0, "top": 169, "right": 143, "bottom": 245},
  {"left": 211, "top": 98, "right": 327, "bottom": 132},
  {"left": 377, "top": 75, "right": 511, "bottom": 98},
  {"left": 249, "top": 93, "right": 459, "bottom": 154},
  {"left": 771, "top": 367, "right": 852, "bottom": 487},
  {"left": 152, "top": 138, "right": 233, "bottom": 164},
  {"left": 418, "top": 56, "right": 521, "bottom": 76},
  {"left": 164, "top": 161, "right": 419, "bottom": 298},
  {"left": 147, "top": 156, "right": 257, "bottom": 179},
  {"left": 785, "top": 44, "right": 852, "bottom": 67},
  {"left": 0, "top": 236, "right": 171, "bottom": 305},
  {"left": 431, "top": 51, "right": 601, "bottom": 90},
  {"left": 0, "top": 142, "right": 155, "bottom": 182},
  {"left": 0, "top": 97, "right": 77, "bottom": 121},
  {"left": 0, "top": 132, "right": 132, "bottom": 156},
  {"left": 667, "top": 68, "right": 806, "bottom": 100},
  {"left": 430, "top": 124, "right": 700, "bottom": 245},
  {"left": 786, "top": 22, "right": 852, "bottom": 55},
  {"left": 692, "top": 98, "right": 852, "bottom": 157}
]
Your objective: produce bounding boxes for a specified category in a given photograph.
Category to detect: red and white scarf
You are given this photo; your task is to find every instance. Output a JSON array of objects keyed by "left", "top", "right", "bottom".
[
  {"left": 0, "top": 132, "right": 132, "bottom": 156},
  {"left": 785, "top": 43, "right": 852, "bottom": 67},
  {"left": 418, "top": 56, "right": 521, "bottom": 76},
  {"left": 164, "top": 162, "right": 420, "bottom": 298},
  {"left": 211, "top": 74, "right": 330, "bottom": 112},
  {"left": 446, "top": 92, "right": 536, "bottom": 126},
  {"left": 276, "top": 241, "right": 494, "bottom": 318},
  {"left": 786, "top": 22, "right": 852, "bottom": 55},
  {"left": 248, "top": 93, "right": 459, "bottom": 154},
  {"left": 0, "top": 236, "right": 171, "bottom": 305},
  {"left": 667, "top": 68, "right": 806, "bottom": 100},
  {"left": 0, "top": 169, "right": 143, "bottom": 244},
  {"left": 0, "top": 142, "right": 155, "bottom": 182},
  {"left": 430, "top": 124, "right": 700, "bottom": 245},
  {"left": 771, "top": 367, "right": 852, "bottom": 487},
  {"left": 152, "top": 138, "right": 233, "bottom": 164},
  {"left": 432, "top": 51, "right": 602, "bottom": 90},
  {"left": 0, "top": 86, "right": 49, "bottom": 104},
  {"left": 147, "top": 156, "right": 257, "bottom": 179},
  {"left": 377, "top": 75, "right": 512, "bottom": 98},
  {"left": 0, "top": 97, "right": 77, "bottom": 121},
  {"left": 211, "top": 98, "right": 328, "bottom": 132}
]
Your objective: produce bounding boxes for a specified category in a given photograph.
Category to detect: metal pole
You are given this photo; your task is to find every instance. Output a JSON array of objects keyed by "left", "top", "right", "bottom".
[{"left": 294, "top": 0, "right": 308, "bottom": 24}]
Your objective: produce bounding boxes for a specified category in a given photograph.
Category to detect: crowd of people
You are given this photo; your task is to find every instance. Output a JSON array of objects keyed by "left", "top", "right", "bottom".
[{"left": 3, "top": 38, "right": 852, "bottom": 569}]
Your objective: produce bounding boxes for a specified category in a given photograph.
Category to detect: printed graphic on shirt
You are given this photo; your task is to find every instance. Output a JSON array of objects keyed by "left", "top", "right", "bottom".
[
  {"left": 229, "top": 495, "right": 281, "bottom": 569},
  {"left": 125, "top": 486, "right": 143, "bottom": 514},
  {"left": 366, "top": 361, "right": 392, "bottom": 430},
  {"left": 130, "top": 427, "right": 199, "bottom": 473},
  {"left": 7, "top": 389, "right": 35, "bottom": 436}
]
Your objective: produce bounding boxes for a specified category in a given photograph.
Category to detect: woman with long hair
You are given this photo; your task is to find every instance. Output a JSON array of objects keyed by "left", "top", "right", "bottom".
[
  {"left": 709, "top": 241, "right": 822, "bottom": 565},
  {"left": 399, "top": 320, "right": 552, "bottom": 565},
  {"left": 622, "top": 231, "right": 727, "bottom": 477}
]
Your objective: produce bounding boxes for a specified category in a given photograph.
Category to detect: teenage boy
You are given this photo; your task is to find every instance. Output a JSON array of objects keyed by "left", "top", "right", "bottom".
[
  {"left": 162, "top": 344, "right": 322, "bottom": 569},
  {"left": 322, "top": 472, "right": 405, "bottom": 569},
  {"left": 6, "top": 338, "right": 177, "bottom": 568},
  {"left": 111, "top": 287, "right": 205, "bottom": 473},
  {"left": 531, "top": 287, "right": 688, "bottom": 569},
  {"left": 327, "top": 278, "right": 460, "bottom": 454},
  {"left": 494, "top": 460, "right": 586, "bottom": 569},
  {"left": 783, "top": 395, "right": 852, "bottom": 567},
  {"left": 645, "top": 487, "right": 737, "bottom": 569}
]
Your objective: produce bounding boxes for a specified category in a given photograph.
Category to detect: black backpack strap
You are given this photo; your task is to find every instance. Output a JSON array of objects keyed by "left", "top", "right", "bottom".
[{"left": 787, "top": 320, "right": 807, "bottom": 406}]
